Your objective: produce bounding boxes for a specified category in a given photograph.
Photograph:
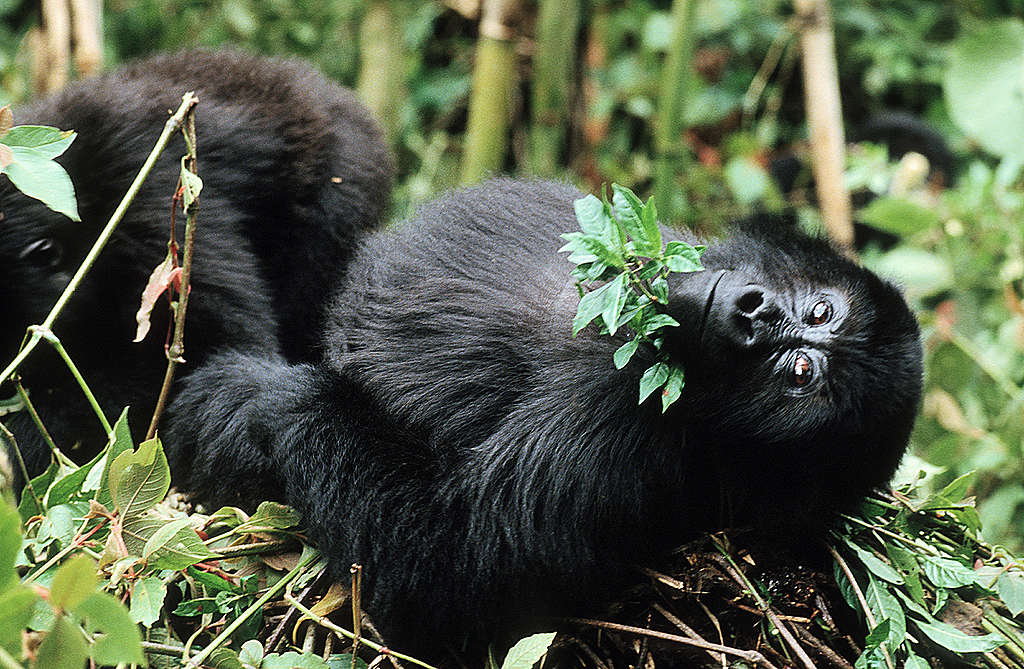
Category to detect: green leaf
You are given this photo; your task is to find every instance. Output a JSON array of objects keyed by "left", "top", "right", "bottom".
[
  {"left": 638, "top": 312, "right": 680, "bottom": 336},
  {"left": 723, "top": 156, "right": 772, "bottom": 205},
  {"left": 944, "top": 18, "right": 1024, "bottom": 159},
  {"left": 573, "top": 194, "right": 608, "bottom": 237},
  {"left": 120, "top": 515, "right": 167, "bottom": 557},
  {"left": 663, "top": 241, "right": 705, "bottom": 272},
  {"left": 573, "top": 278, "right": 621, "bottom": 335},
  {"left": 173, "top": 597, "right": 221, "bottom": 616},
  {"left": 129, "top": 576, "right": 166, "bottom": 627},
  {"left": 865, "top": 576, "right": 906, "bottom": 651},
  {"left": 904, "top": 652, "right": 930, "bottom": 669},
  {"left": 207, "top": 647, "right": 245, "bottom": 669},
  {"left": 611, "top": 183, "right": 660, "bottom": 256},
  {"left": 239, "top": 501, "right": 302, "bottom": 532},
  {"left": 0, "top": 499, "right": 22, "bottom": 590},
  {"left": 996, "top": 572, "right": 1024, "bottom": 617},
  {"left": 845, "top": 540, "right": 904, "bottom": 585},
  {"left": 239, "top": 639, "right": 264, "bottom": 665},
  {"left": 661, "top": 365, "right": 685, "bottom": 412},
  {"left": 108, "top": 437, "right": 170, "bottom": 518},
  {"left": 613, "top": 339, "right": 640, "bottom": 369},
  {"left": 2, "top": 126, "right": 75, "bottom": 158},
  {"left": 48, "top": 554, "right": 97, "bottom": 611},
  {"left": 263, "top": 651, "right": 331, "bottom": 669},
  {"left": 143, "top": 516, "right": 217, "bottom": 570},
  {"left": 72, "top": 591, "right": 146, "bottom": 665},
  {"left": 327, "top": 655, "right": 369, "bottom": 669},
  {"left": 3, "top": 145, "right": 79, "bottom": 221},
  {"left": 0, "top": 586, "right": 37, "bottom": 658},
  {"left": 914, "top": 619, "right": 1005, "bottom": 653},
  {"left": 638, "top": 362, "right": 670, "bottom": 404},
  {"left": 96, "top": 409, "right": 134, "bottom": 509},
  {"left": 180, "top": 157, "right": 203, "bottom": 211},
  {"left": 859, "top": 197, "right": 941, "bottom": 237},
  {"left": 918, "top": 555, "right": 977, "bottom": 588},
  {"left": 500, "top": 632, "right": 557, "bottom": 669},
  {"left": 33, "top": 614, "right": 89, "bottom": 669},
  {"left": 600, "top": 273, "right": 628, "bottom": 334},
  {"left": 18, "top": 462, "right": 57, "bottom": 522}
]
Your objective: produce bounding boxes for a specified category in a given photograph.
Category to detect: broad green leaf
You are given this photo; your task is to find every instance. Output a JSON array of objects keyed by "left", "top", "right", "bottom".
[
  {"left": 187, "top": 565, "right": 239, "bottom": 594},
  {"left": 613, "top": 339, "right": 640, "bottom": 369},
  {"left": 944, "top": 19, "right": 1024, "bottom": 158},
  {"left": 120, "top": 515, "right": 167, "bottom": 557},
  {"left": 36, "top": 504, "right": 76, "bottom": 551},
  {"left": 239, "top": 639, "right": 264, "bottom": 665},
  {"left": 48, "top": 554, "right": 97, "bottom": 611},
  {"left": 0, "top": 499, "right": 21, "bottom": 590},
  {"left": 865, "top": 577, "right": 906, "bottom": 651},
  {"left": 638, "top": 362, "right": 670, "bottom": 404},
  {"left": 914, "top": 619, "right": 1005, "bottom": 653},
  {"left": 573, "top": 194, "right": 608, "bottom": 237},
  {"left": 1, "top": 126, "right": 75, "bottom": 158},
  {"left": 663, "top": 241, "right": 705, "bottom": 273},
  {"left": 833, "top": 559, "right": 861, "bottom": 613},
  {"left": 600, "top": 273, "right": 628, "bottom": 334},
  {"left": 573, "top": 279, "right": 621, "bottom": 335},
  {"left": 641, "top": 196, "right": 661, "bottom": 254},
  {"left": 207, "top": 647, "right": 245, "bottom": 669},
  {"left": 997, "top": 572, "right": 1024, "bottom": 617},
  {"left": 579, "top": 235, "right": 625, "bottom": 269},
  {"left": 3, "top": 146, "right": 79, "bottom": 220},
  {"left": 845, "top": 540, "right": 904, "bottom": 584},
  {"left": 72, "top": 591, "right": 146, "bottom": 665},
  {"left": 143, "top": 516, "right": 216, "bottom": 570},
  {"left": 239, "top": 501, "right": 302, "bottom": 531},
  {"left": 639, "top": 313, "right": 680, "bottom": 336},
  {"left": 264, "top": 651, "right": 331, "bottom": 669},
  {"left": 864, "top": 246, "right": 954, "bottom": 301},
  {"left": 327, "top": 655, "right": 369, "bottom": 669},
  {"left": 108, "top": 437, "right": 170, "bottom": 518},
  {"left": 33, "top": 614, "right": 89, "bottom": 669},
  {"left": 859, "top": 197, "right": 941, "bottom": 237},
  {"left": 612, "top": 183, "right": 660, "bottom": 256},
  {"left": 500, "top": 632, "right": 557, "bottom": 669},
  {"left": 173, "top": 597, "right": 221, "bottom": 616},
  {"left": 129, "top": 576, "right": 166, "bottom": 627},
  {"left": 904, "top": 653, "right": 930, "bottom": 669},
  {"left": 18, "top": 462, "right": 57, "bottom": 522},
  {"left": 918, "top": 555, "right": 977, "bottom": 588},
  {"left": 0, "top": 586, "right": 37, "bottom": 658},
  {"left": 661, "top": 365, "right": 685, "bottom": 412},
  {"left": 97, "top": 408, "right": 134, "bottom": 509},
  {"left": 724, "top": 156, "right": 772, "bottom": 205},
  {"left": 855, "top": 620, "right": 890, "bottom": 669}
]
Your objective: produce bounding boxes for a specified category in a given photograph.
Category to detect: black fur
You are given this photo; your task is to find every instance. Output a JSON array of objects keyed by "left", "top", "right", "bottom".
[
  {"left": 1, "top": 49, "right": 392, "bottom": 476},
  {"left": 166, "top": 178, "right": 923, "bottom": 658}
]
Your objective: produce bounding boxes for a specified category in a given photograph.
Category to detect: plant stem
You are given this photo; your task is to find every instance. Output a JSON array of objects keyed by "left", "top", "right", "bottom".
[
  {"left": 29, "top": 327, "right": 110, "bottom": 434},
  {"left": 529, "top": 0, "right": 581, "bottom": 176},
  {"left": 185, "top": 550, "right": 322, "bottom": 668},
  {"left": 147, "top": 101, "right": 199, "bottom": 440},
  {"left": 0, "top": 93, "right": 199, "bottom": 388},
  {"left": 0, "top": 645, "right": 25, "bottom": 669},
  {"left": 651, "top": 0, "right": 696, "bottom": 225},
  {"left": 0, "top": 422, "right": 39, "bottom": 513},
  {"left": 13, "top": 380, "right": 69, "bottom": 466}
]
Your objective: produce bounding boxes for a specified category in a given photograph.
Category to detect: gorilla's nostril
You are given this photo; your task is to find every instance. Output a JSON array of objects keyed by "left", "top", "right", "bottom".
[{"left": 735, "top": 289, "right": 764, "bottom": 315}]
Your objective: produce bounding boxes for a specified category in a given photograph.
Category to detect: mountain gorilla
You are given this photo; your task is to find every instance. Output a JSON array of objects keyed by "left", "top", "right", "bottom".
[
  {"left": 166, "top": 178, "right": 923, "bottom": 658},
  {"left": 0, "top": 50, "right": 392, "bottom": 477}
]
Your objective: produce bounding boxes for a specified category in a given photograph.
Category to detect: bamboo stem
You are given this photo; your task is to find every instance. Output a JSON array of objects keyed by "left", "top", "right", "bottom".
[
  {"left": 357, "top": 1, "right": 406, "bottom": 143},
  {"left": 529, "top": 0, "right": 580, "bottom": 176}
]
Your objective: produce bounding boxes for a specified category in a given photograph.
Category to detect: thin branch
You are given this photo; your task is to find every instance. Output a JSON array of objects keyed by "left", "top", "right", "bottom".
[{"left": 28, "top": 326, "right": 110, "bottom": 434}]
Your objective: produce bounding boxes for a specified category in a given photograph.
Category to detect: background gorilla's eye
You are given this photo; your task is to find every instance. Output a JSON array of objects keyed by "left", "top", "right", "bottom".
[
  {"left": 19, "top": 238, "right": 62, "bottom": 268},
  {"left": 809, "top": 300, "right": 833, "bottom": 325},
  {"left": 792, "top": 354, "right": 813, "bottom": 386}
]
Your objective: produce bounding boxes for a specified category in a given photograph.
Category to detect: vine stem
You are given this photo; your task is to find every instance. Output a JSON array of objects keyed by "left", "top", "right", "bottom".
[{"left": 0, "top": 92, "right": 199, "bottom": 391}]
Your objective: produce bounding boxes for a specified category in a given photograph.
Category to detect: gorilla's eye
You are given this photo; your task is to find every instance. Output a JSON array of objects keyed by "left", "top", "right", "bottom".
[
  {"left": 19, "top": 238, "right": 62, "bottom": 269},
  {"left": 792, "top": 353, "right": 813, "bottom": 386},
  {"left": 808, "top": 300, "right": 833, "bottom": 325}
]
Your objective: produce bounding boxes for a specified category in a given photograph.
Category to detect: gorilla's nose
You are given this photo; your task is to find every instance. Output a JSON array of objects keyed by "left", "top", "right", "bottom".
[{"left": 717, "top": 280, "right": 782, "bottom": 349}]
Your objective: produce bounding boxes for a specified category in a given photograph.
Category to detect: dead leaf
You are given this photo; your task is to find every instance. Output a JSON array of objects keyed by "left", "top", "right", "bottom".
[
  {"left": 134, "top": 252, "right": 180, "bottom": 343},
  {"left": 0, "top": 105, "right": 13, "bottom": 137}
]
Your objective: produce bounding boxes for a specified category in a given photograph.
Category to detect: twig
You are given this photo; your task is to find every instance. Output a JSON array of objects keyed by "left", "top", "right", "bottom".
[
  {"left": 28, "top": 326, "right": 110, "bottom": 434},
  {"left": 351, "top": 564, "right": 363, "bottom": 669},
  {"left": 265, "top": 567, "right": 330, "bottom": 653},
  {"left": 284, "top": 593, "right": 438, "bottom": 669},
  {"left": 791, "top": 622, "right": 855, "bottom": 669},
  {"left": 565, "top": 617, "right": 780, "bottom": 669},
  {"left": 12, "top": 379, "right": 68, "bottom": 466},
  {"left": 710, "top": 552, "right": 817, "bottom": 669},
  {"left": 0, "top": 92, "right": 200, "bottom": 388},
  {"left": 139, "top": 640, "right": 190, "bottom": 657},
  {"left": 147, "top": 94, "right": 200, "bottom": 439},
  {"left": 0, "top": 422, "right": 39, "bottom": 514},
  {"left": 652, "top": 602, "right": 727, "bottom": 667}
]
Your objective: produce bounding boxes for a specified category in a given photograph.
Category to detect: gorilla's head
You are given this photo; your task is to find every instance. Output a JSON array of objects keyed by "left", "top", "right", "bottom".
[{"left": 663, "top": 224, "right": 922, "bottom": 530}]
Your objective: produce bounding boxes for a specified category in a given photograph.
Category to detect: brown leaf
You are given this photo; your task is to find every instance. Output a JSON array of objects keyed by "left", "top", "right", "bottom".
[
  {"left": 134, "top": 253, "right": 180, "bottom": 343},
  {"left": 0, "top": 143, "right": 13, "bottom": 170},
  {"left": 0, "top": 105, "right": 13, "bottom": 137}
]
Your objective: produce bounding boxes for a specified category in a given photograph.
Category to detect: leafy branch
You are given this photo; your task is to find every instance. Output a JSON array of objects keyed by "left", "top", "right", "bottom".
[{"left": 560, "top": 183, "right": 705, "bottom": 411}]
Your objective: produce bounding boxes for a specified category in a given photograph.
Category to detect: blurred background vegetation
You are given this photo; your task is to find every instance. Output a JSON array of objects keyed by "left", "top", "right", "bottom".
[{"left": 1, "top": 0, "right": 1022, "bottom": 551}]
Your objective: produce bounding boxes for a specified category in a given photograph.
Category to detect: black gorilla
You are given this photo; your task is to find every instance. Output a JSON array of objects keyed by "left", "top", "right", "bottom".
[
  {"left": 1, "top": 49, "right": 392, "bottom": 476},
  {"left": 166, "top": 178, "right": 923, "bottom": 658}
]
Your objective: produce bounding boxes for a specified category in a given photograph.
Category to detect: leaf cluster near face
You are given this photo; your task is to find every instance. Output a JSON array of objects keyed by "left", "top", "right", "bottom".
[
  {"left": 0, "top": 105, "right": 80, "bottom": 221},
  {"left": 560, "top": 183, "right": 705, "bottom": 411}
]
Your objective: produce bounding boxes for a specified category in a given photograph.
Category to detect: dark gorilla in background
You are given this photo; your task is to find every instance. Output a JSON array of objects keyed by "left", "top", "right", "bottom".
[
  {"left": 167, "top": 178, "right": 923, "bottom": 659},
  {"left": 0, "top": 49, "right": 392, "bottom": 477}
]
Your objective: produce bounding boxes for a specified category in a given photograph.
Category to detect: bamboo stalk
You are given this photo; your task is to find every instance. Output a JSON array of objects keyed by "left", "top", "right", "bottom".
[
  {"left": 794, "top": 0, "right": 854, "bottom": 250},
  {"left": 459, "top": 0, "right": 521, "bottom": 185},
  {"left": 357, "top": 1, "right": 405, "bottom": 144},
  {"left": 529, "top": 0, "right": 580, "bottom": 176},
  {"left": 651, "top": 0, "right": 696, "bottom": 225}
]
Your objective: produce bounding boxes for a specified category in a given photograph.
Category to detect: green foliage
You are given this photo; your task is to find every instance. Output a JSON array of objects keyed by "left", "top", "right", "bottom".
[
  {"left": 561, "top": 184, "right": 704, "bottom": 411},
  {"left": 0, "top": 115, "right": 80, "bottom": 221},
  {"left": 498, "top": 632, "right": 556, "bottom": 669},
  {"left": 832, "top": 474, "right": 1024, "bottom": 666}
]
